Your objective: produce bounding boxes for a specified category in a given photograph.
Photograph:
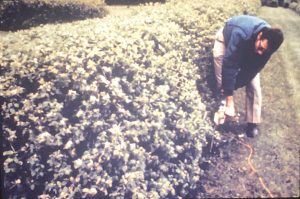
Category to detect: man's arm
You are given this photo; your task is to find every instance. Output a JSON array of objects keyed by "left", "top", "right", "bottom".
[
  {"left": 222, "top": 29, "right": 245, "bottom": 95},
  {"left": 222, "top": 29, "right": 246, "bottom": 117}
]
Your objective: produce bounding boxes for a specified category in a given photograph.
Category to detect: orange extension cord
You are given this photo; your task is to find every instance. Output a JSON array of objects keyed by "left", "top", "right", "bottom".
[{"left": 235, "top": 137, "right": 274, "bottom": 198}]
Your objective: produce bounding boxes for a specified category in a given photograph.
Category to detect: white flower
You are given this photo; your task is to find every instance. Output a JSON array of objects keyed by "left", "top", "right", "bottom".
[
  {"left": 89, "top": 95, "right": 98, "bottom": 103},
  {"left": 63, "top": 140, "right": 73, "bottom": 150},
  {"left": 4, "top": 86, "right": 24, "bottom": 97},
  {"left": 67, "top": 90, "right": 78, "bottom": 100},
  {"left": 38, "top": 194, "right": 51, "bottom": 199},
  {"left": 99, "top": 75, "right": 110, "bottom": 85},
  {"left": 15, "top": 179, "right": 21, "bottom": 184},
  {"left": 82, "top": 187, "right": 97, "bottom": 196},
  {"left": 36, "top": 132, "right": 53, "bottom": 144},
  {"left": 76, "top": 109, "right": 84, "bottom": 118},
  {"left": 4, "top": 127, "right": 17, "bottom": 142},
  {"left": 73, "top": 159, "right": 83, "bottom": 169}
]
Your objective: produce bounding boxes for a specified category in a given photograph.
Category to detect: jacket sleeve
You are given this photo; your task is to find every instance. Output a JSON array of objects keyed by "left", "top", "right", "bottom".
[{"left": 222, "top": 29, "right": 246, "bottom": 96}]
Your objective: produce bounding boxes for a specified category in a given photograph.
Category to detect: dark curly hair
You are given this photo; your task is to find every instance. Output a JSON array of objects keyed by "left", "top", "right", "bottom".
[{"left": 261, "top": 27, "right": 284, "bottom": 53}]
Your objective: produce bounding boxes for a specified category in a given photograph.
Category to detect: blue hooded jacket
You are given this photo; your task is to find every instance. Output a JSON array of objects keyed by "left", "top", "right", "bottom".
[{"left": 222, "top": 15, "right": 273, "bottom": 96}]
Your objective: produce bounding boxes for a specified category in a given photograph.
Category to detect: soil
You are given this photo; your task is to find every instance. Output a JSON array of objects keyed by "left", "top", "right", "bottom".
[{"left": 198, "top": 6, "right": 300, "bottom": 198}]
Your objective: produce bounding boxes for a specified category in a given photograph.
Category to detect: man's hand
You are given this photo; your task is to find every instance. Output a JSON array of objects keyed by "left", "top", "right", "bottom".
[
  {"left": 214, "top": 96, "right": 237, "bottom": 125},
  {"left": 214, "top": 99, "right": 226, "bottom": 125}
]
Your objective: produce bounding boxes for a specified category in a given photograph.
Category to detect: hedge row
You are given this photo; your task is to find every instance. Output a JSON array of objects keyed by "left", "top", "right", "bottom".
[
  {"left": 0, "top": 0, "right": 107, "bottom": 31},
  {"left": 261, "top": 0, "right": 300, "bottom": 14}
]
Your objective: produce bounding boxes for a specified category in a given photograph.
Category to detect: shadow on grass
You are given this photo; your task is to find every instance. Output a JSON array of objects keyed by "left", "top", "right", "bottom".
[{"left": 0, "top": 0, "right": 107, "bottom": 31}]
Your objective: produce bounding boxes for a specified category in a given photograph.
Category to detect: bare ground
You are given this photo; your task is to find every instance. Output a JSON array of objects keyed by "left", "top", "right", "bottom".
[{"left": 199, "top": 6, "right": 300, "bottom": 198}]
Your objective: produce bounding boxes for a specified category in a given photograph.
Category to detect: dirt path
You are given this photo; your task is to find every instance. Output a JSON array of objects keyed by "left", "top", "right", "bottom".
[{"left": 199, "top": 7, "right": 300, "bottom": 198}]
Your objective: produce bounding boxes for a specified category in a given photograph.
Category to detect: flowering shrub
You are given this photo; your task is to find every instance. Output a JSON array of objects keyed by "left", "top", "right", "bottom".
[{"left": 1, "top": 0, "right": 261, "bottom": 198}]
